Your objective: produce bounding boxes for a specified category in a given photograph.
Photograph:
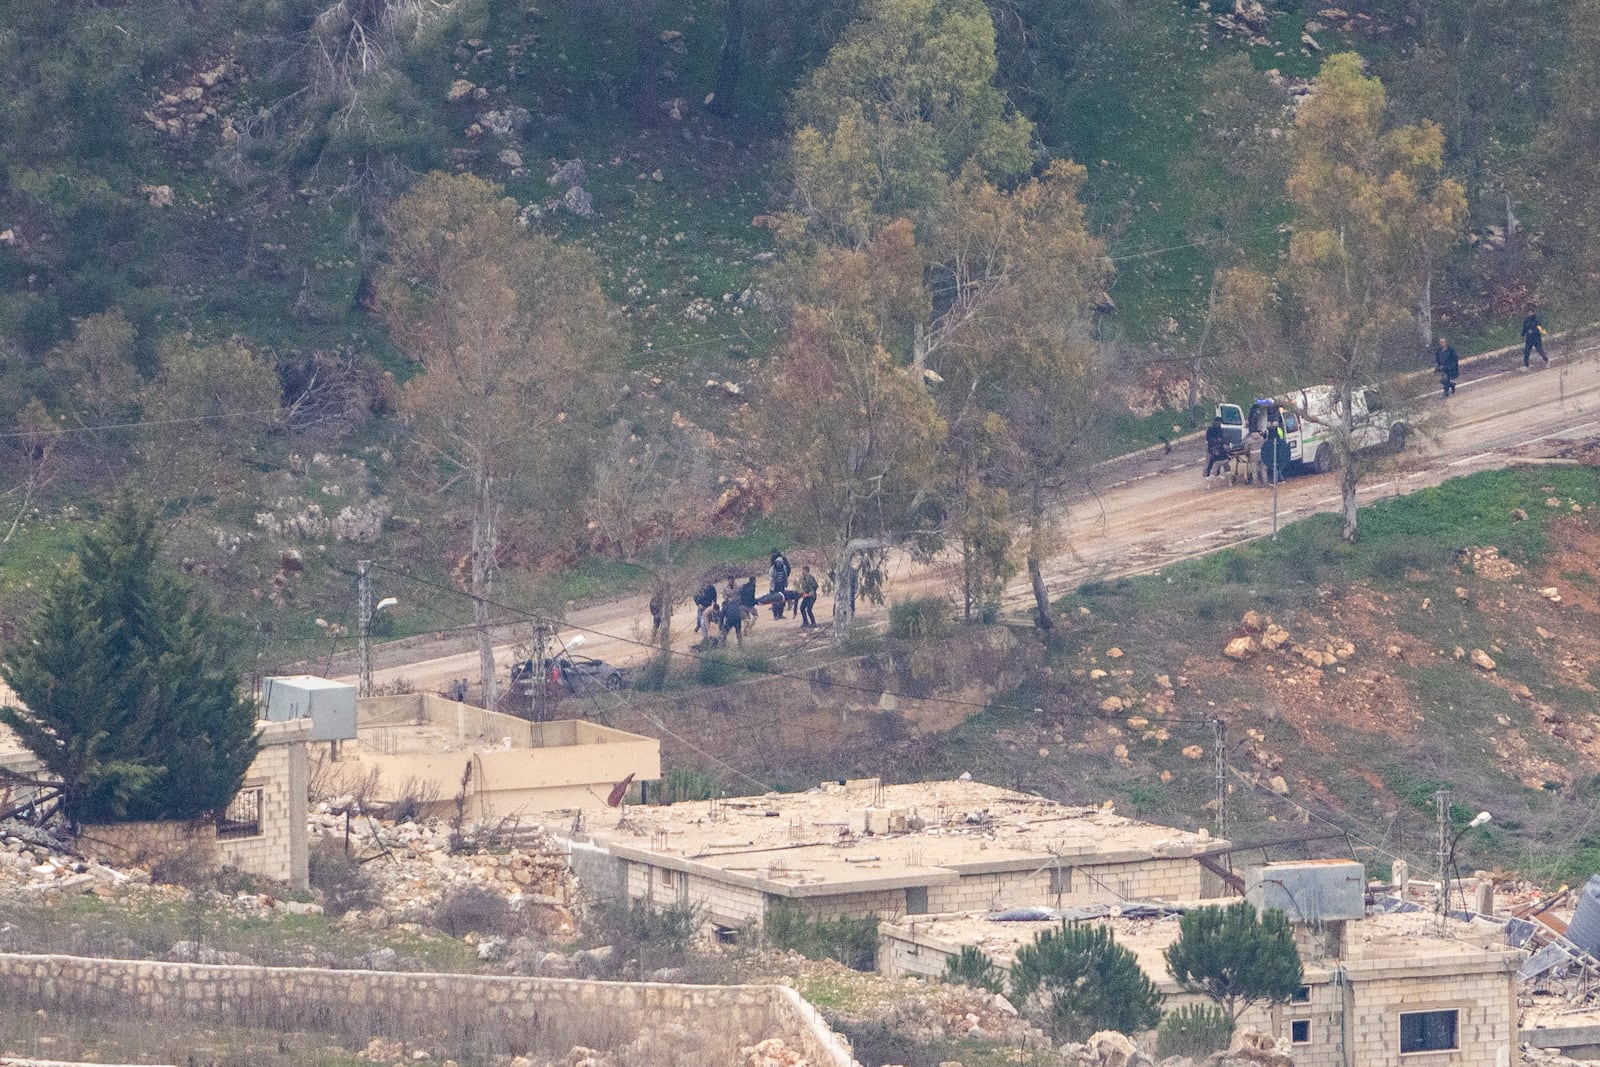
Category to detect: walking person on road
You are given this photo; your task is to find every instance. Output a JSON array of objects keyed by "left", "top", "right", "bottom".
[
  {"left": 797, "top": 565, "right": 819, "bottom": 628},
  {"left": 1435, "top": 337, "right": 1459, "bottom": 397},
  {"left": 1522, "top": 308, "right": 1548, "bottom": 368}
]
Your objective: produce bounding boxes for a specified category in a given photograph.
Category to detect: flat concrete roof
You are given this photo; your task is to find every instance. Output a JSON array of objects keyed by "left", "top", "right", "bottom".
[
  {"left": 584, "top": 779, "right": 1228, "bottom": 897},
  {"left": 881, "top": 906, "right": 1522, "bottom": 983}
]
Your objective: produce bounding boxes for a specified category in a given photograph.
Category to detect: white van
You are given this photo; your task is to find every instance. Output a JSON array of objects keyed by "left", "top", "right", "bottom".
[{"left": 1217, "top": 384, "right": 1406, "bottom": 474}]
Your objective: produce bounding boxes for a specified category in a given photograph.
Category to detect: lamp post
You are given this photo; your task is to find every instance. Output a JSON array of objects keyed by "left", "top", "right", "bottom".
[
  {"left": 1445, "top": 810, "right": 1492, "bottom": 914},
  {"left": 356, "top": 558, "right": 398, "bottom": 698}
]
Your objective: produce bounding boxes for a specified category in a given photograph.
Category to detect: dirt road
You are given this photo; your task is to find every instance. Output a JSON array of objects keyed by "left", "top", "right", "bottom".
[{"left": 348, "top": 345, "right": 1600, "bottom": 697}]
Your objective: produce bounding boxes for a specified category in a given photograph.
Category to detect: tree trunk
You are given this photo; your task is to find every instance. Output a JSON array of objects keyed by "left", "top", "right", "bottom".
[
  {"left": 1340, "top": 463, "right": 1360, "bottom": 544},
  {"left": 1027, "top": 473, "right": 1054, "bottom": 630},
  {"left": 709, "top": 0, "right": 745, "bottom": 115},
  {"left": 1417, "top": 251, "right": 1433, "bottom": 351},
  {"left": 832, "top": 541, "right": 857, "bottom": 636},
  {"left": 472, "top": 473, "right": 498, "bottom": 708},
  {"left": 1339, "top": 392, "right": 1359, "bottom": 544},
  {"left": 831, "top": 537, "right": 890, "bottom": 641}
]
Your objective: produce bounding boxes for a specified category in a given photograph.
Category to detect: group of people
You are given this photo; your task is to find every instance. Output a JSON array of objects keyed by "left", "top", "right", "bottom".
[
  {"left": 665, "top": 549, "right": 820, "bottom": 648},
  {"left": 1202, "top": 404, "right": 1288, "bottom": 487},
  {"left": 1435, "top": 308, "right": 1550, "bottom": 398}
]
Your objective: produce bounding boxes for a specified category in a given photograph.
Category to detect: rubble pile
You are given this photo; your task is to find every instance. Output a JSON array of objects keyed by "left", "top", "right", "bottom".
[
  {"left": 307, "top": 807, "right": 576, "bottom": 927},
  {"left": 0, "top": 821, "right": 135, "bottom": 895}
]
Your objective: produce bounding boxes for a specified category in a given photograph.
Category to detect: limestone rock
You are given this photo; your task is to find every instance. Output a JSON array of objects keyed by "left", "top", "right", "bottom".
[
  {"left": 141, "top": 184, "right": 174, "bottom": 207},
  {"left": 1090, "top": 1030, "right": 1140, "bottom": 1067},
  {"left": 498, "top": 149, "right": 524, "bottom": 168},
  {"left": 1224, "top": 636, "right": 1257, "bottom": 661},
  {"left": 447, "top": 79, "right": 478, "bottom": 103},
  {"left": 1205, "top": 1027, "right": 1293, "bottom": 1067},
  {"left": 1241, "top": 610, "right": 1264, "bottom": 633},
  {"left": 1182, "top": 744, "right": 1205, "bottom": 760},
  {"left": 1260, "top": 624, "right": 1290, "bottom": 651},
  {"left": 1470, "top": 648, "right": 1496, "bottom": 672},
  {"left": 1090, "top": 668, "right": 1109, "bottom": 680},
  {"left": 1100, "top": 696, "right": 1126, "bottom": 713},
  {"left": 1107, "top": 647, "right": 1125, "bottom": 658},
  {"left": 1268, "top": 775, "right": 1289, "bottom": 795}
]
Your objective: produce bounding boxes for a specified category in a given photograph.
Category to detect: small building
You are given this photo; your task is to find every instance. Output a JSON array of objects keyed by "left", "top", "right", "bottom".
[
  {"left": 324, "top": 693, "right": 661, "bottom": 821},
  {"left": 73, "top": 716, "right": 314, "bottom": 889},
  {"left": 879, "top": 866, "right": 1522, "bottom": 1067},
  {"left": 569, "top": 778, "right": 1231, "bottom": 930}
]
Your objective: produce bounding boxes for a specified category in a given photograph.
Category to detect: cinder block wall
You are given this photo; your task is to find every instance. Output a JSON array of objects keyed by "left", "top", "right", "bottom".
[
  {"left": 75, "top": 719, "right": 311, "bottom": 889},
  {"left": 0, "top": 953, "right": 857, "bottom": 1067},
  {"left": 216, "top": 721, "right": 310, "bottom": 889}
]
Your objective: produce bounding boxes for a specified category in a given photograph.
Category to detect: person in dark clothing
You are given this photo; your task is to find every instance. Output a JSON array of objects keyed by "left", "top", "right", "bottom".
[
  {"left": 738, "top": 576, "right": 757, "bottom": 610},
  {"left": 768, "top": 549, "right": 792, "bottom": 618},
  {"left": 1435, "top": 337, "right": 1459, "bottom": 397},
  {"left": 718, "top": 598, "right": 745, "bottom": 646},
  {"left": 1522, "top": 310, "right": 1547, "bottom": 367},
  {"left": 648, "top": 589, "right": 665, "bottom": 635},
  {"left": 1204, "top": 416, "right": 1229, "bottom": 479},
  {"left": 692, "top": 582, "right": 717, "bottom": 633},
  {"left": 1262, "top": 411, "right": 1290, "bottom": 485},
  {"left": 797, "top": 565, "right": 819, "bottom": 627}
]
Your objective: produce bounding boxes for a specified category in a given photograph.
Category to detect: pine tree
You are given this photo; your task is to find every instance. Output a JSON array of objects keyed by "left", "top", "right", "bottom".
[
  {"left": 0, "top": 499, "right": 259, "bottom": 824},
  {"left": 1010, "top": 921, "right": 1164, "bottom": 1041},
  {"left": 1164, "top": 900, "right": 1304, "bottom": 1021}
]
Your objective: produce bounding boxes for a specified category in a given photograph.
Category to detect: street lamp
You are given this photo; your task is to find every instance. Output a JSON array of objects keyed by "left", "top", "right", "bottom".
[{"left": 1447, "top": 811, "right": 1492, "bottom": 912}]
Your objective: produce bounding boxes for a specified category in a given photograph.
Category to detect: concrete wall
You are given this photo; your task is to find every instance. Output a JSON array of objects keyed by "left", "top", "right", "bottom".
[
  {"left": 0, "top": 953, "right": 857, "bottom": 1067},
  {"left": 342, "top": 698, "right": 660, "bottom": 821},
  {"left": 618, "top": 852, "right": 1222, "bottom": 930},
  {"left": 75, "top": 719, "right": 311, "bottom": 889}
]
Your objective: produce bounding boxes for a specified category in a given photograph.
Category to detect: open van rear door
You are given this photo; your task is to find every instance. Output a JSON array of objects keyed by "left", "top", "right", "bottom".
[{"left": 1217, "top": 403, "right": 1245, "bottom": 447}]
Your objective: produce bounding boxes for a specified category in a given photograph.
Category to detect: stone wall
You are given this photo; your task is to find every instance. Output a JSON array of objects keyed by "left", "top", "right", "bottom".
[{"left": 0, "top": 953, "right": 858, "bottom": 1067}]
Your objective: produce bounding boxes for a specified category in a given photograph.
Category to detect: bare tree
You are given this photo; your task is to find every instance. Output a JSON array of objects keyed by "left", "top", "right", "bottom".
[{"left": 377, "top": 173, "right": 620, "bottom": 703}]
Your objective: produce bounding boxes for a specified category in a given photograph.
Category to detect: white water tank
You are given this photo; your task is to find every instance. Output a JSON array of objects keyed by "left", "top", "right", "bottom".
[{"left": 261, "top": 675, "right": 357, "bottom": 742}]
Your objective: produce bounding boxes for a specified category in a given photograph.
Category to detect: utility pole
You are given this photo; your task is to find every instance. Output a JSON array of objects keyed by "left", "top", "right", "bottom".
[
  {"left": 357, "top": 559, "right": 373, "bottom": 698},
  {"left": 1214, "top": 718, "right": 1228, "bottom": 844},
  {"left": 1435, "top": 788, "right": 1450, "bottom": 923}
]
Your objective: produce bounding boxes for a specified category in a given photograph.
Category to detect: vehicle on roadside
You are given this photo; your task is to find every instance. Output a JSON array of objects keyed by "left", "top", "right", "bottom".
[
  {"left": 1217, "top": 383, "right": 1407, "bottom": 475},
  {"left": 510, "top": 634, "right": 629, "bottom": 694}
]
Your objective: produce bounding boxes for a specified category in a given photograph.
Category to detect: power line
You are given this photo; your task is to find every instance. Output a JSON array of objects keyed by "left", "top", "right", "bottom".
[{"left": 0, "top": 408, "right": 284, "bottom": 440}]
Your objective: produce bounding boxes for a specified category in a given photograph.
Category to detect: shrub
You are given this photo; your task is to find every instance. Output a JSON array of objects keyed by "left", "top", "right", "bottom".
[
  {"left": 1158, "top": 1004, "right": 1236, "bottom": 1057},
  {"left": 696, "top": 650, "right": 739, "bottom": 686},
  {"left": 652, "top": 766, "right": 720, "bottom": 804},
  {"left": 308, "top": 841, "right": 378, "bottom": 918},
  {"left": 590, "top": 899, "right": 700, "bottom": 978},
  {"left": 889, "top": 596, "right": 953, "bottom": 640},
  {"left": 433, "top": 885, "right": 512, "bottom": 937},
  {"left": 944, "top": 944, "right": 1005, "bottom": 994},
  {"left": 764, "top": 902, "right": 879, "bottom": 971}
]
